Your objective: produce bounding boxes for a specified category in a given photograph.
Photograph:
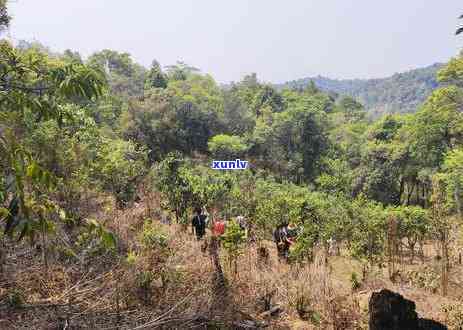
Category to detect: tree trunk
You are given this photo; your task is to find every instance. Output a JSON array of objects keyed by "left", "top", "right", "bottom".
[
  {"left": 406, "top": 182, "right": 415, "bottom": 206},
  {"left": 0, "top": 238, "right": 5, "bottom": 277},
  {"left": 41, "top": 227, "right": 49, "bottom": 273},
  {"left": 399, "top": 177, "right": 405, "bottom": 204},
  {"left": 441, "top": 235, "right": 449, "bottom": 297},
  {"left": 387, "top": 217, "right": 398, "bottom": 281},
  {"left": 209, "top": 236, "right": 225, "bottom": 288},
  {"left": 409, "top": 243, "right": 415, "bottom": 264},
  {"left": 455, "top": 181, "right": 462, "bottom": 220},
  {"left": 419, "top": 240, "right": 425, "bottom": 264}
]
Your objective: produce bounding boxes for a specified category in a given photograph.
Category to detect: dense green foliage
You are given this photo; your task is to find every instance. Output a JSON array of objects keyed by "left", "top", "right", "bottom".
[
  {"left": 1, "top": 0, "right": 462, "bottom": 283},
  {"left": 279, "top": 64, "right": 442, "bottom": 116}
]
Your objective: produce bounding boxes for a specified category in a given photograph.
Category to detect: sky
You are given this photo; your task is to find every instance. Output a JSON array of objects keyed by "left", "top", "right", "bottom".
[{"left": 6, "top": 0, "right": 463, "bottom": 84}]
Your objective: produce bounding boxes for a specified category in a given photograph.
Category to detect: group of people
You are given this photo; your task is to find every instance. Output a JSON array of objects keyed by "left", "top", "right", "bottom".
[
  {"left": 189, "top": 207, "right": 340, "bottom": 263},
  {"left": 190, "top": 206, "right": 300, "bottom": 262},
  {"left": 191, "top": 206, "right": 248, "bottom": 240}
]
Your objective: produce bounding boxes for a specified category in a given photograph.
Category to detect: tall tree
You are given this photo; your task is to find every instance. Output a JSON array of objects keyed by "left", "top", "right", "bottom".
[
  {"left": 145, "top": 60, "right": 167, "bottom": 89},
  {"left": 87, "top": 49, "right": 146, "bottom": 97},
  {"left": 165, "top": 61, "right": 199, "bottom": 81},
  {"left": 0, "top": 41, "right": 105, "bottom": 242},
  {"left": 338, "top": 96, "right": 366, "bottom": 122},
  {"left": 0, "top": 0, "right": 9, "bottom": 33},
  {"left": 457, "top": 14, "right": 463, "bottom": 35}
]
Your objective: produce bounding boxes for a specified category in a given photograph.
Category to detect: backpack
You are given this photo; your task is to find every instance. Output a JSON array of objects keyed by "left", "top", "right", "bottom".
[
  {"left": 273, "top": 226, "right": 287, "bottom": 244},
  {"left": 194, "top": 214, "right": 206, "bottom": 230},
  {"left": 236, "top": 216, "right": 245, "bottom": 230}
]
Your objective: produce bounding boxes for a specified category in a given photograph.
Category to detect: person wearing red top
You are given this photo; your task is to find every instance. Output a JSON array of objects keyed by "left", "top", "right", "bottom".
[{"left": 212, "top": 218, "right": 226, "bottom": 237}]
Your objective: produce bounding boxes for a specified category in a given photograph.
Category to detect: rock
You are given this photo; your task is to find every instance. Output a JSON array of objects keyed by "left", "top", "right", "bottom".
[
  {"left": 369, "top": 289, "right": 417, "bottom": 330},
  {"left": 269, "top": 305, "right": 282, "bottom": 316},
  {"left": 418, "top": 318, "right": 447, "bottom": 330},
  {"left": 260, "top": 305, "right": 282, "bottom": 318},
  {"left": 369, "top": 289, "right": 447, "bottom": 330},
  {"left": 256, "top": 288, "right": 276, "bottom": 312},
  {"left": 235, "top": 320, "right": 260, "bottom": 329}
]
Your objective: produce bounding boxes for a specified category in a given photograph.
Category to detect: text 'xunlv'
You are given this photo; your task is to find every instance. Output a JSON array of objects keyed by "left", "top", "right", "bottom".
[{"left": 211, "top": 159, "right": 249, "bottom": 170}]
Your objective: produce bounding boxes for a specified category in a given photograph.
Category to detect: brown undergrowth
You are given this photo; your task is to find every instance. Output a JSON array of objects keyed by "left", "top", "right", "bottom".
[{"left": 0, "top": 198, "right": 461, "bottom": 329}]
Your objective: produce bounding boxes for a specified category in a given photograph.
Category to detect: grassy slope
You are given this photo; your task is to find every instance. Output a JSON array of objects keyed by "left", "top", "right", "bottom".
[{"left": 0, "top": 197, "right": 461, "bottom": 329}]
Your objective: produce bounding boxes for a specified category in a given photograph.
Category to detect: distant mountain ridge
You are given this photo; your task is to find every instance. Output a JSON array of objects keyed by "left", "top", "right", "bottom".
[{"left": 277, "top": 63, "right": 444, "bottom": 115}]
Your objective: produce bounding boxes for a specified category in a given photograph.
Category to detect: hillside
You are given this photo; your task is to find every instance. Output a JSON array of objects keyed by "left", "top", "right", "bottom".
[
  {"left": 3, "top": 1, "right": 463, "bottom": 328},
  {"left": 278, "top": 63, "right": 443, "bottom": 116}
]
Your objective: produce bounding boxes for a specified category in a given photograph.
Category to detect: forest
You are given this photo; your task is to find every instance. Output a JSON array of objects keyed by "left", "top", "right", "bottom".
[
  {"left": 1, "top": 1, "right": 463, "bottom": 329},
  {"left": 278, "top": 63, "right": 443, "bottom": 116}
]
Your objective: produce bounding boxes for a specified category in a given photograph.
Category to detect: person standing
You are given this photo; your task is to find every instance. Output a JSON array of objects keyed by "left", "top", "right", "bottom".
[
  {"left": 273, "top": 222, "right": 298, "bottom": 262},
  {"left": 192, "top": 207, "right": 207, "bottom": 240},
  {"left": 236, "top": 215, "right": 247, "bottom": 231},
  {"left": 286, "top": 222, "right": 298, "bottom": 244},
  {"left": 202, "top": 205, "right": 210, "bottom": 226}
]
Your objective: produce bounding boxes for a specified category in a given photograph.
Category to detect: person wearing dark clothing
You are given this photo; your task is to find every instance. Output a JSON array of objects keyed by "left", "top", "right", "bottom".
[
  {"left": 236, "top": 215, "right": 248, "bottom": 239},
  {"left": 273, "top": 223, "right": 297, "bottom": 262},
  {"left": 192, "top": 207, "right": 207, "bottom": 240}
]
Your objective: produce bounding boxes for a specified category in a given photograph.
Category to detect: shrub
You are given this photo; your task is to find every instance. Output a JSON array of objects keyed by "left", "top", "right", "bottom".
[
  {"left": 76, "top": 220, "right": 117, "bottom": 261},
  {"left": 208, "top": 134, "right": 248, "bottom": 159},
  {"left": 93, "top": 138, "right": 147, "bottom": 207},
  {"left": 351, "top": 272, "right": 361, "bottom": 291},
  {"left": 405, "top": 266, "right": 440, "bottom": 293},
  {"left": 139, "top": 221, "right": 169, "bottom": 250},
  {"left": 126, "top": 251, "right": 138, "bottom": 265},
  {"left": 7, "top": 288, "right": 25, "bottom": 308},
  {"left": 221, "top": 220, "right": 246, "bottom": 275},
  {"left": 136, "top": 270, "right": 155, "bottom": 304},
  {"left": 349, "top": 196, "right": 387, "bottom": 265},
  {"left": 293, "top": 286, "right": 316, "bottom": 322},
  {"left": 442, "top": 302, "right": 463, "bottom": 330},
  {"left": 55, "top": 245, "right": 78, "bottom": 263}
]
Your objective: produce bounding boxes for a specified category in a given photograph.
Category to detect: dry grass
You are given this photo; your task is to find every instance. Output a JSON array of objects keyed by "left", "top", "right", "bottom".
[{"left": 0, "top": 199, "right": 462, "bottom": 329}]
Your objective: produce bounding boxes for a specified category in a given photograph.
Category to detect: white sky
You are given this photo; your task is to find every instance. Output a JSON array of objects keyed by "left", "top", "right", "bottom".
[{"left": 7, "top": 0, "right": 463, "bottom": 83}]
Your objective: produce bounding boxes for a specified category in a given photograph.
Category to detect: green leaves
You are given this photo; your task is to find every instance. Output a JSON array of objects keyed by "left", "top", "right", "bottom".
[
  {"left": 86, "top": 218, "right": 117, "bottom": 250},
  {"left": 155, "top": 153, "right": 192, "bottom": 222},
  {"left": 155, "top": 154, "right": 236, "bottom": 223},
  {"left": 165, "top": 61, "right": 199, "bottom": 81},
  {"left": 0, "top": 207, "right": 9, "bottom": 219},
  {"left": 139, "top": 220, "right": 169, "bottom": 250},
  {"left": 0, "top": 41, "right": 106, "bottom": 121},
  {"left": 349, "top": 196, "right": 387, "bottom": 263},
  {"left": 0, "top": 138, "right": 59, "bottom": 241},
  {"left": 438, "top": 57, "right": 463, "bottom": 86},
  {"left": 92, "top": 137, "right": 147, "bottom": 207},
  {"left": 51, "top": 63, "right": 105, "bottom": 100},
  {"left": 87, "top": 49, "right": 145, "bottom": 97},
  {"left": 26, "top": 161, "right": 53, "bottom": 187},
  {"left": 221, "top": 220, "right": 246, "bottom": 252},
  {"left": 337, "top": 96, "right": 366, "bottom": 122},
  {"left": 3, "top": 196, "right": 19, "bottom": 236},
  {"left": 208, "top": 134, "right": 248, "bottom": 160},
  {"left": 440, "top": 148, "right": 463, "bottom": 216},
  {"left": 145, "top": 60, "right": 168, "bottom": 89},
  {"left": 0, "top": 0, "right": 10, "bottom": 32},
  {"left": 387, "top": 205, "right": 430, "bottom": 243},
  {"left": 409, "top": 86, "right": 463, "bottom": 170},
  {"left": 0, "top": 42, "right": 108, "bottom": 247}
]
